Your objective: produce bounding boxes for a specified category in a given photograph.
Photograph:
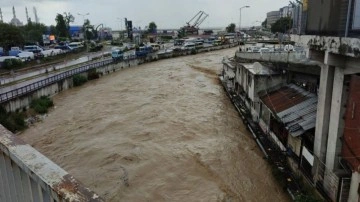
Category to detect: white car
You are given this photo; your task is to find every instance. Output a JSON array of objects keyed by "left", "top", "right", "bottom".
[{"left": 17, "top": 51, "right": 34, "bottom": 61}]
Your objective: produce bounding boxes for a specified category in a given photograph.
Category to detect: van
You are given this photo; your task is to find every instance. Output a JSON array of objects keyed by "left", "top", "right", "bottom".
[
  {"left": 68, "top": 42, "right": 84, "bottom": 50},
  {"left": 24, "top": 45, "right": 44, "bottom": 58},
  {"left": 181, "top": 42, "right": 196, "bottom": 50}
]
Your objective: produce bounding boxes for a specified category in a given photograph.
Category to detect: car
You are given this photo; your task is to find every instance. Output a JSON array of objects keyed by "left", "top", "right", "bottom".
[
  {"left": 55, "top": 45, "right": 74, "bottom": 53},
  {"left": 284, "top": 44, "right": 294, "bottom": 52},
  {"left": 259, "top": 48, "right": 270, "bottom": 55},
  {"left": 24, "top": 45, "right": 43, "bottom": 52},
  {"left": 181, "top": 42, "right": 196, "bottom": 50},
  {"left": 17, "top": 51, "right": 34, "bottom": 61}
]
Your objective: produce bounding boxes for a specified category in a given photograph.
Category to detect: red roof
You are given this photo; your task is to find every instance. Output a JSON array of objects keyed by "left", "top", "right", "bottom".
[{"left": 260, "top": 85, "right": 309, "bottom": 113}]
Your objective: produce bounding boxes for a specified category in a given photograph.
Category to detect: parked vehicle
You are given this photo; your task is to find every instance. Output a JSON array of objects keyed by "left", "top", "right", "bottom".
[
  {"left": 149, "top": 43, "right": 161, "bottom": 51},
  {"left": 174, "top": 39, "right": 185, "bottom": 46},
  {"left": 54, "top": 45, "right": 74, "bottom": 53},
  {"left": 17, "top": 51, "right": 35, "bottom": 61},
  {"left": 181, "top": 42, "right": 196, "bottom": 50},
  {"left": 112, "top": 49, "right": 124, "bottom": 60},
  {"left": 247, "top": 46, "right": 260, "bottom": 53},
  {"left": 68, "top": 42, "right": 84, "bottom": 50},
  {"left": 0, "top": 47, "right": 3, "bottom": 56},
  {"left": 135, "top": 46, "right": 153, "bottom": 57},
  {"left": 24, "top": 45, "right": 44, "bottom": 58},
  {"left": 213, "top": 40, "right": 222, "bottom": 46},
  {"left": 259, "top": 48, "right": 270, "bottom": 54},
  {"left": 284, "top": 44, "right": 294, "bottom": 52},
  {"left": 195, "top": 41, "right": 204, "bottom": 49}
]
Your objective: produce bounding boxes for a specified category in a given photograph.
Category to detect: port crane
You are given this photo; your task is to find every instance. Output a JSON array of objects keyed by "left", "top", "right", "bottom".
[{"left": 181, "top": 11, "right": 209, "bottom": 36}]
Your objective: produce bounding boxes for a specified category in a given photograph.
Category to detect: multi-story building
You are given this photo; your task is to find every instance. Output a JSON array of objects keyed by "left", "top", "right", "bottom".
[{"left": 266, "top": 11, "right": 280, "bottom": 28}]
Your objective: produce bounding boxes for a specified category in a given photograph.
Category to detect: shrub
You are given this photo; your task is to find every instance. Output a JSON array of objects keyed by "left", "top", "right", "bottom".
[
  {"left": 30, "top": 96, "right": 54, "bottom": 114},
  {"left": 3, "top": 59, "right": 24, "bottom": 70},
  {"left": 73, "top": 74, "right": 88, "bottom": 86},
  {"left": 0, "top": 105, "right": 26, "bottom": 132}
]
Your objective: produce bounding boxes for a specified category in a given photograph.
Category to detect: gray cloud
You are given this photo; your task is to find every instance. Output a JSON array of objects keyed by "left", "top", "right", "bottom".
[{"left": 1, "top": 0, "right": 291, "bottom": 29}]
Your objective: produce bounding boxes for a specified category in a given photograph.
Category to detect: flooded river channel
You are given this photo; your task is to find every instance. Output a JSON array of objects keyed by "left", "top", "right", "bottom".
[{"left": 20, "top": 47, "right": 289, "bottom": 201}]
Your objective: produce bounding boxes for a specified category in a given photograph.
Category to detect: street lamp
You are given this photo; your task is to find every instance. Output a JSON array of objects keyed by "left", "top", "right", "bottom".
[
  {"left": 77, "top": 12, "right": 89, "bottom": 23},
  {"left": 78, "top": 13, "right": 90, "bottom": 51},
  {"left": 239, "top": 6, "right": 250, "bottom": 32}
]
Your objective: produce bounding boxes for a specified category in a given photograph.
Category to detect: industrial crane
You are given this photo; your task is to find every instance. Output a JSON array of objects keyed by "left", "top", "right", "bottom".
[{"left": 181, "top": 11, "right": 209, "bottom": 36}]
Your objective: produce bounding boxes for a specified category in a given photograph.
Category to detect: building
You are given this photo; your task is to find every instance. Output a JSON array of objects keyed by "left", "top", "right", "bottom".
[
  {"left": 266, "top": 11, "right": 280, "bottom": 28},
  {"left": 306, "top": 0, "right": 360, "bottom": 37},
  {"left": 234, "top": 62, "right": 283, "bottom": 121},
  {"left": 279, "top": 6, "right": 293, "bottom": 18},
  {"left": 259, "top": 84, "right": 317, "bottom": 176}
]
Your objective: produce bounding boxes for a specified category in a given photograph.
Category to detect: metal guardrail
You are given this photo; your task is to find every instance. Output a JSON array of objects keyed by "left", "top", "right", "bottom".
[{"left": 0, "top": 58, "right": 114, "bottom": 103}]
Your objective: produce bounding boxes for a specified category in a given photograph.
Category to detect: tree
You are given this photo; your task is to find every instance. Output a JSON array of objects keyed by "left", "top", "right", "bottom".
[
  {"left": 22, "top": 21, "right": 47, "bottom": 45},
  {"left": 0, "top": 22, "right": 25, "bottom": 50},
  {"left": 148, "top": 22, "right": 157, "bottom": 34},
  {"left": 55, "top": 14, "right": 68, "bottom": 38},
  {"left": 262, "top": 19, "right": 267, "bottom": 28},
  {"left": 49, "top": 25, "right": 57, "bottom": 35},
  {"left": 82, "top": 19, "right": 95, "bottom": 40},
  {"left": 63, "top": 12, "right": 75, "bottom": 31},
  {"left": 270, "top": 17, "right": 292, "bottom": 33},
  {"left": 226, "top": 23, "right": 236, "bottom": 33}
]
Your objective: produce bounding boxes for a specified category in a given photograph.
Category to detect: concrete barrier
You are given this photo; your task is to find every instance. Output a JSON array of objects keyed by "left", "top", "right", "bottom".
[
  {"left": 0, "top": 124, "right": 104, "bottom": 202},
  {"left": 235, "top": 51, "right": 309, "bottom": 64}
]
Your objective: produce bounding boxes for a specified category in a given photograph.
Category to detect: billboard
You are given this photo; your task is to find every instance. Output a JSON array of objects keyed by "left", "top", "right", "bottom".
[{"left": 353, "top": 0, "right": 360, "bottom": 29}]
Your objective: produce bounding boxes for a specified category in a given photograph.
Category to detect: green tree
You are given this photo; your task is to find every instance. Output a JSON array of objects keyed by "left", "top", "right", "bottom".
[
  {"left": 82, "top": 19, "right": 95, "bottom": 40},
  {"left": 148, "top": 22, "right": 157, "bottom": 33},
  {"left": 270, "top": 17, "right": 292, "bottom": 33},
  {"left": 49, "top": 25, "right": 57, "bottom": 35},
  {"left": 22, "top": 21, "right": 47, "bottom": 45},
  {"left": 63, "top": 12, "right": 75, "bottom": 31},
  {"left": 0, "top": 22, "right": 25, "bottom": 50},
  {"left": 55, "top": 14, "right": 68, "bottom": 38},
  {"left": 226, "top": 23, "right": 236, "bottom": 33},
  {"left": 262, "top": 19, "right": 267, "bottom": 27}
]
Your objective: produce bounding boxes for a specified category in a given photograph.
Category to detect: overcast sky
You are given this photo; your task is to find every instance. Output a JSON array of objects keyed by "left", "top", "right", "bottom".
[{"left": 1, "top": 0, "right": 290, "bottom": 30}]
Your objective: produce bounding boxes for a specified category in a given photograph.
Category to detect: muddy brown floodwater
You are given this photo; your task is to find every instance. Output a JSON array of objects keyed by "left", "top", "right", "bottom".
[{"left": 20, "top": 47, "right": 290, "bottom": 202}]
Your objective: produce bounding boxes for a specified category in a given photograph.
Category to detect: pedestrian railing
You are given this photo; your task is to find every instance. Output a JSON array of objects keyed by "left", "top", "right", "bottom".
[{"left": 0, "top": 58, "right": 113, "bottom": 103}]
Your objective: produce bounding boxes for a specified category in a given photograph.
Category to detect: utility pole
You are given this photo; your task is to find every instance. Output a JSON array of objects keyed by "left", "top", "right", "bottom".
[{"left": 0, "top": 8, "right": 3, "bottom": 23}]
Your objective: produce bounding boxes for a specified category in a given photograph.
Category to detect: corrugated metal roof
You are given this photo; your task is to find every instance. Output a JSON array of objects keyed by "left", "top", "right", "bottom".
[
  {"left": 260, "top": 84, "right": 318, "bottom": 137},
  {"left": 260, "top": 84, "right": 310, "bottom": 113}
]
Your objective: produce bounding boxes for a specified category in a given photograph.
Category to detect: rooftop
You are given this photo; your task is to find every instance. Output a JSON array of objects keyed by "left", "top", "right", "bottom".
[
  {"left": 260, "top": 84, "right": 317, "bottom": 137},
  {"left": 242, "top": 62, "right": 279, "bottom": 75}
]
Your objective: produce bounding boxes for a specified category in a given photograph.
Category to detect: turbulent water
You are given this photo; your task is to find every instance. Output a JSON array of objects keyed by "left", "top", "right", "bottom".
[{"left": 20, "top": 47, "right": 289, "bottom": 202}]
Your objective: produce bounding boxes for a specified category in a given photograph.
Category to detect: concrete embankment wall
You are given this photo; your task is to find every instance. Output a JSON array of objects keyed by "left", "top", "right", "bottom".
[{"left": 2, "top": 43, "right": 238, "bottom": 112}]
